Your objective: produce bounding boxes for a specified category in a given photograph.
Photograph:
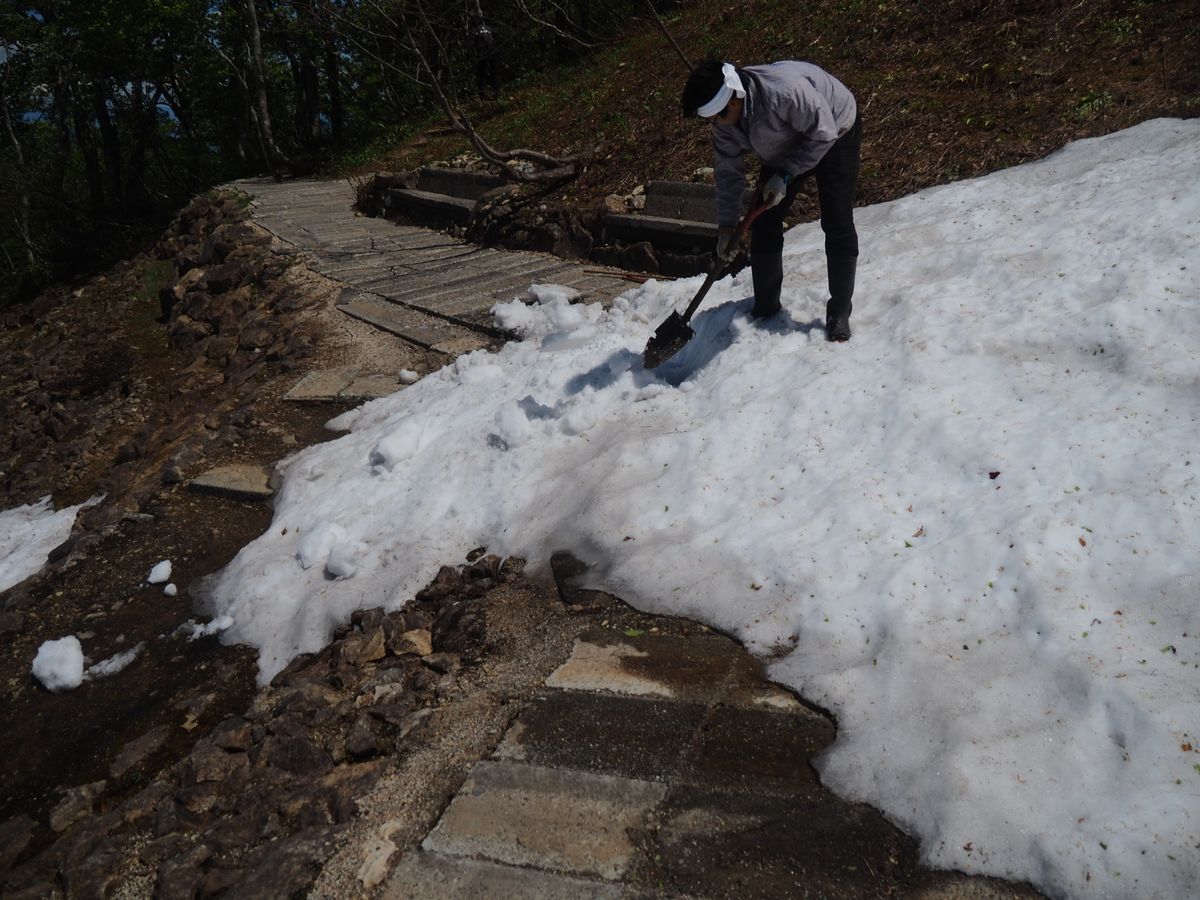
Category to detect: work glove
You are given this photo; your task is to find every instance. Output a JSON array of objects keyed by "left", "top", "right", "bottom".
[
  {"left": 762, "top": 171, "right": 792, "bottom": 208},
  {"left": 715, "top": 226, "right": 738, "bottom": 263}
]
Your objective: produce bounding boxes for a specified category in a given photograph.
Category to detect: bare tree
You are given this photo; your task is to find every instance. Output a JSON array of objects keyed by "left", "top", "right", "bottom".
[
  {"left": 333, "top": 0, "right": 584, "bottom": 183},
  {"left": 396, "top": 0, "right": 583, "bottom": 183},
  {"left": 1, "top": 85, "right": 38, "bottom": 270},
  {"left": 241, "top": 0, "right": 292, "bottom": 176}
]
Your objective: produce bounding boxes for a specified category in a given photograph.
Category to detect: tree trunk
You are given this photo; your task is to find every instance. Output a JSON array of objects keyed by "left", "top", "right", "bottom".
[
  {"left": 161, "top": 74, "right": 204, "bottom": 189},
  {"left": 48, "top": 72, "right": 74, "bottom": 208},
  {"left": 242, "top": 0, "right": 291, "bottom": 176},
  {"left": 298, "top": 52, "right": 321, "bottom": 147},
  {"left": 124, "top": 82, "right": 155, "bottom": 210},
  {"left": 92, "top": 80, "right": 125, "bottom": 213},
  {"left": 69, "top": 83, "right": 105, "bottom": 215},
  {"left": 1, "top": 89, "right": 38, "bottom": 270},
  {"left": 325, "top": 44, "right": 343, "bottom": 143}
]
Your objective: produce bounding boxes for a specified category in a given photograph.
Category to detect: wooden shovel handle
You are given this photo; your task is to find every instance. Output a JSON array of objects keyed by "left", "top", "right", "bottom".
[{"left": 679, "top": 193, "right": 769, "bottom": 324}]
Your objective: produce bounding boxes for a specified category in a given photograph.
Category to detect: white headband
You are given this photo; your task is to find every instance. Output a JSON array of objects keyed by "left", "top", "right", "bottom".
[{"left": 696, "top": 63, "right": 745, "bottom": 117}]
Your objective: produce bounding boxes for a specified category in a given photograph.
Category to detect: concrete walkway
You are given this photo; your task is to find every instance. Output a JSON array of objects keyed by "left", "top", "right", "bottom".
[
  {"left": 234, "top": 177, "right": 637, "bottom": 356},
  {"left": 383, "top": 626, "right": 1041, "bottom": 899}
]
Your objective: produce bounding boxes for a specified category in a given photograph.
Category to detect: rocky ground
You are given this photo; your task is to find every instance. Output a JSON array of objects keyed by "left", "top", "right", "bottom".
[
  {"left": 0, "top": 191, "right": 432, "bottom": 895},
  {"left": 0, "top": 552, "right": 556, "bottom": 898}
]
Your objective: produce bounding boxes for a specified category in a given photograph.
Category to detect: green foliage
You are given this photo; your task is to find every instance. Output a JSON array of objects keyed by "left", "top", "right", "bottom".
[
  {"left": 0, "top": 0, "right": 684, "bottom": 307},
  {"left": 1102, "top": 16, "right": 1138, "bottom": 41},
  {"left": 1073, "top": 89, "right": 1115, "bottom": 120},
  {"left": 135, "top": 258, "right": 175, "bottom": 306}
]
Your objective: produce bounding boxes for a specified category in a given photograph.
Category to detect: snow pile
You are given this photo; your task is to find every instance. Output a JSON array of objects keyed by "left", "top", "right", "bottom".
[
  {"left": 494, "top": 281, "right": 599, "bottom": 339},
  {"left": 176, "top": 616, "right": 234, "bottom": 642},
  {"left": 147, "top": 560, "right": 173, "bottom": 584},
  {"left": 83, "top": 643, "right": 146, "bottom": 680},
  {"left": 0, "top": 496, "right": 96, "bottom": 593},
  {"left": 31, "top": 636, "right": 86, "bottom": 693},
  {"left": 203, "top": 120, "right": 1200, "bottom": 899},
  {"left": 31, "top": 637, "right": 148, "bottom": 692}
]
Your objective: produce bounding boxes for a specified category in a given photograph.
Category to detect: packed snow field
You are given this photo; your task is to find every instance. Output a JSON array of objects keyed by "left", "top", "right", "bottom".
[
  {"left": 6, "top": 119, "right": 1195, "bottom": 897},
  {"left": 0, "top": 496, "right": 93, "bottom": 594}
]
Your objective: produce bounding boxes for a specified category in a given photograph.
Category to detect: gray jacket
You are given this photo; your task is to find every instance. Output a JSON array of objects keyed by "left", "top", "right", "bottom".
[{"left": 712, "top": 61, "right": 857, "bottom": 226}]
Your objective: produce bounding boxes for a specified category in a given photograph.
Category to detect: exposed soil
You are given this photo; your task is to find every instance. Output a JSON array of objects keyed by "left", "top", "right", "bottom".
[{"left": 357, "top": 0, "right": 1198, "bottom": 246}]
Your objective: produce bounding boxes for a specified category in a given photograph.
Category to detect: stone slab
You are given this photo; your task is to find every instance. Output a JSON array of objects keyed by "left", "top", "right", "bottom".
[
  {"left": 430, "top": 334, "right": 495, "bottom": 357},
  {"left": 494, "top": 691, "right": 704, "bottom": 782},
  {"left": 678, "top": 704, "right": 834, "bottom": 796},
  {"left": 604, "top": 212, "right": 718, "bottom": 244},
  {"left": 394, "top": 264, "right": 583, "bottom": 317},
  {"left": 340, "top": 374, "right": 401, "bottom": 402},
  {"left": 422, "top": 760, "right": 666, "bottom": 880},
  {"left": 336, "top": 294, "right": 493, "bottom": 354},
  {"left": 383, "top": 852, "right": 622, "bottom": 900},
  {"left": 188, "top": 463, "right": 275, "bottom": 501},
  {"left": 387, "top": 188, "right": 476, "bottom": 225},
  {"left": 545, "top": 631, "right": 738, "bottom": 704},
  {"left": 283, "top": 368, "right": 357, "bottom": 402},
  {"left": 632, "top": 786, "right": 919, "bottom": 900},
  {"left": 722, "top": 652, "right": 824, "bottom": 717},
  {"left": 415, "top": 167, "right": 506, "bottom": 200}
]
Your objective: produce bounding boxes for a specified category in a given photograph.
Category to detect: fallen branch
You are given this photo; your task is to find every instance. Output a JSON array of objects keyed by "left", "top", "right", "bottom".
[
  {"left": 645, "top": 0, "right": 692, "bottom": 73},
  {"left": 353, "top": 0, "right": 583, "bottom": 184}
]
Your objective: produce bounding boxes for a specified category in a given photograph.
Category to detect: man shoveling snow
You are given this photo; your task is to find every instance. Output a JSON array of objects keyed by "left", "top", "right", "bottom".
[{"left": 681, "top": 57, "right": 862, "bottom": 340}]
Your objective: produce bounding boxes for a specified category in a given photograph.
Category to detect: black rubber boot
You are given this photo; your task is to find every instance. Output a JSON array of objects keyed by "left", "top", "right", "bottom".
[
  {"left": 825, "top": 255, "right": 856, "bottom": 342},
  {"left": 750, "top": 252, "right": 784, "bottom": 319}
]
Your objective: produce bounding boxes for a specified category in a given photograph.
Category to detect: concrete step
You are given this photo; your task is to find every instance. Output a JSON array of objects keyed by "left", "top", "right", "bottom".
[
  {"left": 421, "top": 760, "right": 667, "bottom": 881},
  {"left": 386, "top": 188, "right": 476, "bottom": 225},
  {"left": 336, "top": 290, "right": 496, "bottom": 355},
  {"left": 382, "top": 852, "right": 621, "bottom": 900},
  {"left": 633, "top": 785, "right": 918, "bottom": 899},
  {"left": 355, "top": 246, "right": 536, "bottom": 292},
  {"left": 415, "top": 167, "right": 506, "bottom": 199},
  {"left": 377, "top": 260, "right": 583, "bottom": 316},
  {"left": 494, "top": 690, "right": 705, "bottom": 783},
  {"left": 315, "top": 246, "right": 481, "bottom": 282},
  {"left": 641, "top": 180, "right": 719, "bottom": 220},
  {"left": 283, "top": 367, "right": 403, "bottom": 403},
  {"left": 544, "top": 629, "right": 745, "bottom": 705},
  {"left": 188, "top": 463, "right": 275, "bottom": 501},
  {"left": 544, "top": 628, "right": 827, "bottom": 719},
  {"left": 602, "top": 213, "right": 718, "bottom": 253}
]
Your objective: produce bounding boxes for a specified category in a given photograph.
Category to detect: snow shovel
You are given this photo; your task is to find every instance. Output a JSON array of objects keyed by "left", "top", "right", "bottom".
[{"left": 643, "top": 199, "right": 770, "bottom": 369}]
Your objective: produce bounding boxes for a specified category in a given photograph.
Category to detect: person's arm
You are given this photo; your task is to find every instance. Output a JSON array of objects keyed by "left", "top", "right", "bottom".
[{"left": 712, "top": 126, "right": 746, "bottom": 229}]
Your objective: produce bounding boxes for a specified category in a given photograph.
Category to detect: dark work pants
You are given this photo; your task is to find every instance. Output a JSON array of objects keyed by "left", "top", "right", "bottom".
[{"left": 748, "top": 112, "right": 862, "bottom": 316}]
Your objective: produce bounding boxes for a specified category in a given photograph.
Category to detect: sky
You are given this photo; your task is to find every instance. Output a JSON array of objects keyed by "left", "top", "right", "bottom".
[{"left": 9, "top": 118, "right": 1199, "bottom": 899}]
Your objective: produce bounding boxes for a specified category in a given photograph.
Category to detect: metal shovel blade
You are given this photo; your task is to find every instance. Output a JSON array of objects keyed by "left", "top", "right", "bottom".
[{"left": 643, "top": 311, "right": 695, "bottom": 369}]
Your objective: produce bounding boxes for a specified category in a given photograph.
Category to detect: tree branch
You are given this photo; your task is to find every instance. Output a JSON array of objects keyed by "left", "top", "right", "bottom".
[
  {"left": 645, "top": 0, "right": 692, "bottom": 72},
  {"left": 514, "top": 0, "right": 598, "bottom": 49},
  {"left": 356, "top": 0, "right": 583, "bottom": 183}
]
